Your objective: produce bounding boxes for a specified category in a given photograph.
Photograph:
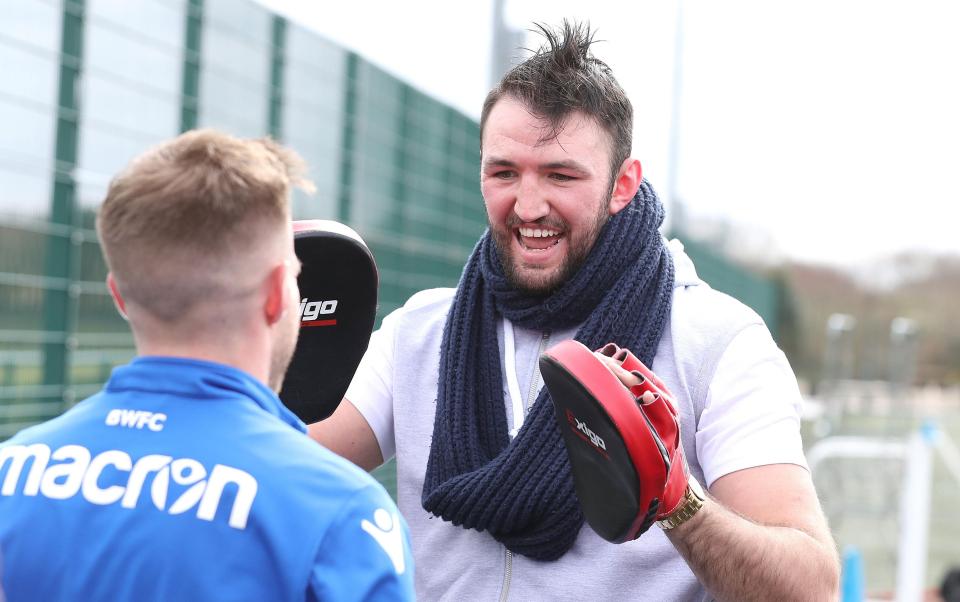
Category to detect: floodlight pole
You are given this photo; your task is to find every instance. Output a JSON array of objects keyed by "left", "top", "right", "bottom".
[{"left": 665, "top": 0, "right": 685, "bottom": 235}]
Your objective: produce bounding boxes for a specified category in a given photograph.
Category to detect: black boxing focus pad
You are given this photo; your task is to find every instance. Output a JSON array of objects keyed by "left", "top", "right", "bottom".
[{"left": 279, "top": 220, "right": 378, "bottom": 423}]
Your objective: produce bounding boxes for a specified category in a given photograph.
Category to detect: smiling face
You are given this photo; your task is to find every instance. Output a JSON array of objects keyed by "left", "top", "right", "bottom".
[{"left": 481, "top": 96, "right": 631, "bottom": 295}]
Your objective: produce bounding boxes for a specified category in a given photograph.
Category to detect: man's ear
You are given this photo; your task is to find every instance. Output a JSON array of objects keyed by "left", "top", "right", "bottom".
[
  {"left": 263, "top": 262, "right": 288, "bottom": 326},
  {"left": 607, "top": 158, "right": 642, "bottom": 215},
  {"left": 106, "top": 273, "right": 129, "bottom": 321}
]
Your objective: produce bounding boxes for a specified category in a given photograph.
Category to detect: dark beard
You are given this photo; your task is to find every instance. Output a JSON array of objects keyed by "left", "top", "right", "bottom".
[{"left": 491, "top": 204, "right": 609, "bottom": 297}]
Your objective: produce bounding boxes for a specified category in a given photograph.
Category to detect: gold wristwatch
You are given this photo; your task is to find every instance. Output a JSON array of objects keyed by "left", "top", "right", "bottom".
[{"left": 657, "top": 476, "right": 706, "bottom": 530}]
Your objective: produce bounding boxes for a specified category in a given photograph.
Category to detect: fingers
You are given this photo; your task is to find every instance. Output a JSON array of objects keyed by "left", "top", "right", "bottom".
[
  {"left": 592, "top": 352, "right": 657, "bottom": 404},
  {"left": 637, "top": 390, "right": 656, "bottom": 405},
  {"left": 593, "top": 351, "right": 644, "bottom": 388}
]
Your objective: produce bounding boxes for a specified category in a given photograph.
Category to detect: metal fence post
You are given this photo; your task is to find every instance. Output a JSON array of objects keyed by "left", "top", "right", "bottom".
[
  {"left": 180, "top": 0, "right": 203, "bottom": 132},
  {"left": 268, "top": 15, "right": 287, "bottom": 141},
  {"left": 41, "top": 0, "right": 86, "bottom": 409},
  {"left": 337, "top": 52, "right": 358, "bottom": 224}
]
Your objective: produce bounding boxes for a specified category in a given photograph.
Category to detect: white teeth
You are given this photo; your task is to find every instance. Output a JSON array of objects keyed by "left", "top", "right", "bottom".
[{"left": 519, "top": 227, "right": 560, "bottom": 238}]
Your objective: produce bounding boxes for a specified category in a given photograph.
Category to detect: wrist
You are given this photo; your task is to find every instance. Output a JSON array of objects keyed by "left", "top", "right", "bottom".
[{"left": 657, "top": 476, "right": 706, "bottom": 531}]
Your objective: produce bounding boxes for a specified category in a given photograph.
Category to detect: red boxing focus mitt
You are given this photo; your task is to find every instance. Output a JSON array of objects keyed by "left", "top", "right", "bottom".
[
  {"left": 539, "top": 340, "right": 690, "bottom": 543},
  {"left": 279, "top": 220, "right": 378, "bottom": 424}
]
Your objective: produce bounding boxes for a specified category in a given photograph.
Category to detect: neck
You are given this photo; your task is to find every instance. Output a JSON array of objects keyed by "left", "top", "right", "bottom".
[{"left": 134, "top": 329, "right": 272, "bottom": 387}]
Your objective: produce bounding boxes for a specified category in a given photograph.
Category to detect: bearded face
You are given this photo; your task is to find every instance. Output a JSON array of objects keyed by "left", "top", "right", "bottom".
[{"left": 480, "top": 97, "right": 619, "bottom": 296}]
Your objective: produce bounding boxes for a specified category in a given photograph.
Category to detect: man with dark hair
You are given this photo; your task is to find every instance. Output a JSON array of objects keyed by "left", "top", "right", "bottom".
[
  {"left": 0, "top": 130, "right": 415, "bottom": 601},
  {"left": 312, "top": 21, "right": 839, "bottom": 600}
]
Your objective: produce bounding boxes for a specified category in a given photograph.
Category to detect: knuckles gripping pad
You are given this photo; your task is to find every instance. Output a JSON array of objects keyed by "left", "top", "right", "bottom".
[
  {"left": 279, "top": 220, "right": 378, "bottom": 424},
  {"left": 539, "top": 340, "right": 686, "bottom": 543}
]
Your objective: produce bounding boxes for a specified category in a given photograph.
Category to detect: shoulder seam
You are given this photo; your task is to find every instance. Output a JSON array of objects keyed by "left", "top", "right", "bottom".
[{"left": 691, "top": 319, "right": 765, "bottom": 426}]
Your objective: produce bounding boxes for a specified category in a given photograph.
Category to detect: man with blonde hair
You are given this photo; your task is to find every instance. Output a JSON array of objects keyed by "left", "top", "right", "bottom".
[{"left": 0, "top": 129, "right": 414, "bottom": 601}]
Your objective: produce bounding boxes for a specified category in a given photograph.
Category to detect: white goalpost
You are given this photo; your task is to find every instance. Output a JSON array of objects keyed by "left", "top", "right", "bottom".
[{"left": 808, "top": 422, "right": 960, "bottom": 601}]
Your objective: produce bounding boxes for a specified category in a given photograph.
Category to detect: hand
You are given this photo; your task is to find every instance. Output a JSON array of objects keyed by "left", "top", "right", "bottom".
[{"left": 593, "top": 343, "right": 690, "bottom": 523}]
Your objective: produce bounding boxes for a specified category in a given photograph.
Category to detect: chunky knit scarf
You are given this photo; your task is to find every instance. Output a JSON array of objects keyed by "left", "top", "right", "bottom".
[{"left": 422, "top": 181, "right": 675, "bottom": 561}]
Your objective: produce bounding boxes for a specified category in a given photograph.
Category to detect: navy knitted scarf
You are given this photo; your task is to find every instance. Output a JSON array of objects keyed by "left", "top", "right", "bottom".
[{"left": 422, "top": 181, "right": 675, "bottom": 561}]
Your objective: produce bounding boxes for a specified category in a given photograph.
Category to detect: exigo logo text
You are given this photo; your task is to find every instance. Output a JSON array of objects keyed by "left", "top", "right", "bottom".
[
  {"left": 299, "top": 298, "right": 338, "bottom": 327},
  {"left": 565, "top": 409, "right": 608, "bottom": 457}
]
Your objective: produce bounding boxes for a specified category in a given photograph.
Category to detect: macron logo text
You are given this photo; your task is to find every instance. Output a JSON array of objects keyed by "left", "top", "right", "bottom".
[{"left": 0, "top": 444, "right": 258, "bottom": 529}]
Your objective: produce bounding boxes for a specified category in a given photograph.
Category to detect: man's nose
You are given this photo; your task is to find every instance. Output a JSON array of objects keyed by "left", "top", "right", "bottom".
[{"left": 513, "top": 177, "right": 549, "bottom": 222}]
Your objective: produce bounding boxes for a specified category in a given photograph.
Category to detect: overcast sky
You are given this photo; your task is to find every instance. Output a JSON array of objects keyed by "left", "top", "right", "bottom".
[{"left": 257, "top": 0, "right": 960, "bottom": 269}]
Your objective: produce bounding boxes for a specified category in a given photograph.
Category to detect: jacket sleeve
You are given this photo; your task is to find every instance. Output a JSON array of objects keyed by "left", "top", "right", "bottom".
[{"left": 307, "top": 485, "right": 415, "bottom": 601}]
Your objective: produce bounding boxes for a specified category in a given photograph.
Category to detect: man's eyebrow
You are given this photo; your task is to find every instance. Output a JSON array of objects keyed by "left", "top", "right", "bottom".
[
  {"left": 542, "top": 160, "right": 590, "bottom": 173},
  {"left": 482, "top": 157, "right": 515, "bottom": 168},
  {"left": 482, "top": 157, "right": 591, "bottom": 173}
]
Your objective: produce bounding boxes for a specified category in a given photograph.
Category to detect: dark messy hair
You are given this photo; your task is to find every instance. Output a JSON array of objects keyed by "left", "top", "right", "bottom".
[{"left": 480, "top": 20, "right": 633, "bottom": 181}]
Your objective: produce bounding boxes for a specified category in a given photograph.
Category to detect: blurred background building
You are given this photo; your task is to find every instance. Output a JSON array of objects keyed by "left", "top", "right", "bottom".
[{"left": 1, "top": 0, "right": 958, "bottom": 598}]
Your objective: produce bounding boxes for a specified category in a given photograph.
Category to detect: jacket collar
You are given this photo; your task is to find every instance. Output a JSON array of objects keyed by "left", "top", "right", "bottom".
[{"left": 105, "top": 356, "right": 306, "bottom": 433}]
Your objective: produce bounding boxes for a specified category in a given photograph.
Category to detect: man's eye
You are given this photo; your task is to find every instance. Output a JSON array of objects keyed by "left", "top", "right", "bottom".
[
  {"left": 493, "top": 170, "right": 516, "bottom": 180},
  {"left": 550, "top": 173, "right": 575, "bottom": 182}
]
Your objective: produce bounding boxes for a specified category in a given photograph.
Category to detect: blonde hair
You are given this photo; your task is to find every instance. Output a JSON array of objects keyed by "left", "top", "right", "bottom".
[{"left": 97, "top": 128, "right": 313, "bottom": 321}]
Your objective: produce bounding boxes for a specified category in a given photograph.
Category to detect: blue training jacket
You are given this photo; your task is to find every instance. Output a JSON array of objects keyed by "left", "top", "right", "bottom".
[{"left": 0, "top": 357, "right": 415, "bottom": 601}]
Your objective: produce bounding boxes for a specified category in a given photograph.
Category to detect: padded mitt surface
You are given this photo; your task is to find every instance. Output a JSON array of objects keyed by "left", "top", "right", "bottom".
[
  {"left": 540, "top": 340, "right": 667, "bottom": 542},
  {"left": 279, "top": 220, "right": 378, "bottom": 423}
]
